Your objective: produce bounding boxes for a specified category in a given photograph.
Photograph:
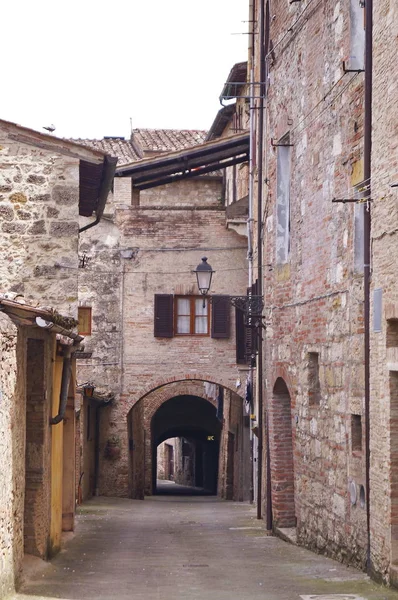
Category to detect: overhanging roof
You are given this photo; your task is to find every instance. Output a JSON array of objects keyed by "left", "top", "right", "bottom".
[
  {"left": 115, "top": 132, "right": 250, "bottom": 190},
  {"left": 220, "top": 62, "right": 248, "bottom": 102},
  {"left": 0, "top": 119, "right": 117, "bottom": 218}
]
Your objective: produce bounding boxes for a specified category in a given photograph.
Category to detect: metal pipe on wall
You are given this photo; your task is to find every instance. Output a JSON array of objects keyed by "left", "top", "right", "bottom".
[
  {"left": 363, "top": 0, "right": 373, "bottom": 575},
  {"left": 256, "top": 0, "right": 266, "bottom": 522}
]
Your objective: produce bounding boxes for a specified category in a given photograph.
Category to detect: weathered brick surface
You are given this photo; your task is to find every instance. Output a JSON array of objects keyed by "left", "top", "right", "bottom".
[
  {"left": 77, "top": 175, "right": 249, "bottom": 498},
  {"left": 251, "top": 0, "right": 367, "bottom": 568},
  {"left": 369, "top": 0, "right": 398, "bottom": 581}
]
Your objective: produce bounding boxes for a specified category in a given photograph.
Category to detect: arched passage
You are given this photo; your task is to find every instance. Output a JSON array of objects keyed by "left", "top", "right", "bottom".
[
  {"left": 126, "top": 379, "right": 250, "bottom": 501},
  {"left": 152, "top": 395, "right": 221, "bottom": 494},
  {"left": 270, "top": 377, "right": 296, "bottom": 527}
]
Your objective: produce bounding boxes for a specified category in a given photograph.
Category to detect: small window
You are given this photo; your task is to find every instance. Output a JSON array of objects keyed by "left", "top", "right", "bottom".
[
  {"left": 154, "top": 294, "right": 229, "bottom": 339},
  {"left": 351, "top": 414, "right": 362, "bottom": 453},
  {"left": 175, "top": 296, "right": 209, "bottom": 336},
  {"left": 387, "top": 319, "right": 398, "bottom": 348},
  {"left": 353, "top": 181, "right": 366, "bottom": 273},
  {"left": 131, "top": 181, "right": 140, "bottom": 206},
  {"left": 308, "top": 352, "right": 321, "bottom": 405},
  {"left": 78, "top": 307, "right": 92, "bottom": 335},
  {"left": 276, "top": 136, "right": 291, "bottom": 264},
  {"left": 349, "top": 0, "right": 365, "bottom": 71}
]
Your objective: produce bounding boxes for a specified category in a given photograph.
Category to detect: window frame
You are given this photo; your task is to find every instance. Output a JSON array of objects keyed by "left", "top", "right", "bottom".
[
  {"left": 174, "top": 295, "right": 210, "bottom": 337},
  {"left": 78, "top": 307, "right": 92, "bottom": 336}
]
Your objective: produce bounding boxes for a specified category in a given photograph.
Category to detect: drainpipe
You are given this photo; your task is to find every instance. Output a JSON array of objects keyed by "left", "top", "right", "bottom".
[
  {"left": 256, "top": 0, "right": 266, "bottom": 522},
  {"left": 363, "top": 0, "right": 373, "bottom": 575},
  {"left": 50, "top": 345, "right": 73, "bottom": 425},
  {"left": 94, "top": 404, "right": 101, "bottom": 496}
]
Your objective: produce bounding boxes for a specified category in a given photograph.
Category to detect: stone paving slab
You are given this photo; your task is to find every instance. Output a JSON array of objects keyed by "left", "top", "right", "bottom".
[{"left": 10, "top": 495, "right": 398, "bottom": 600}]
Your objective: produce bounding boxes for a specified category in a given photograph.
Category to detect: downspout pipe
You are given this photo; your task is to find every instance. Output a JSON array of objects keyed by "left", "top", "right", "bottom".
[
  {"left": 50, "top": 345, "right": 73, "bottom": 425},
  {"left": 363, "top": 0, "right": 373, "bottom": 575},
  {"left": 256, "top": 0, "right": 266, "bottom": 522},
  {"left": 79, "top": 155, "right": 117, "bottom": 234},
  {"left": 262, "top": 0, "right": 273, "bottom": 533}
]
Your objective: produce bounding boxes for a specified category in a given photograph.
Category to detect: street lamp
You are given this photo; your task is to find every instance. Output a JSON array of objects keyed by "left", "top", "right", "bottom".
[
  {"left": 194, "top": 256, "right": 264, "bottom": 326},
  {"left": 193, "top": 257, "right": 215, "bottom": 297}
]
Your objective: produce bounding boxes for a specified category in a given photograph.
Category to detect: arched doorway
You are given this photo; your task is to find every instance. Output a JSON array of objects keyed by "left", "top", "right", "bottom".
[
  {"left": 126, "top": 380, "right": 250, "bottom": 501},
  {"left": 270, "top": 377, "right": 296, "bottom": 527},
  {"left": 152, "top": 395, "right": 221, "bottom": 495}
]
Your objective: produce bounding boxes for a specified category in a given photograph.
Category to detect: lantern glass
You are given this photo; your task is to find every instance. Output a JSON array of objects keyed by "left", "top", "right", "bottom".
[{"left": 194, "top": 257, "right": 214, "bottom": 295}]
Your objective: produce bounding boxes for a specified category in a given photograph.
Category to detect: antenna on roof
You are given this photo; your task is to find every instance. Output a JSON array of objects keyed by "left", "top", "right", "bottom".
[{"left": 129, "top": 117, "right": 133, "bottom": 135}]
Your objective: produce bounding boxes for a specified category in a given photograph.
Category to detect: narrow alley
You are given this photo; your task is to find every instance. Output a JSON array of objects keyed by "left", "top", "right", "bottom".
[{"left": 14, "top": 491, "right": 398, "bottom": 600}]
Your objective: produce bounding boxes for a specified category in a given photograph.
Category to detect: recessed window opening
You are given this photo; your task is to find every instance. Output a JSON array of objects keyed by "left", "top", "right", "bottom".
[
  {"left": 308, "top": 352, "right": 321, "bottom": 406},
  {"left": 131, "top": 181, "right": 140, "bottom": 206},
  {"left": 276, "top": 134, "right": 291, "bottom": 264},
  {"left": 387, "top": 319, "right": 398, "bottom": 348},
  {"left": 351, "top": 414, "right": 362, "bottom": 452},
  {"left": 175, "top": 296, "right": 209, "bottom": 336},
  {"left": 353, "top": 181, "right": 365, "bottom": 273},
  {"left": 349, "top": 0, "right": 365, "bottom": 71},
  {"left": 78, "top": 307, "right": 92, "bottom": 335}
]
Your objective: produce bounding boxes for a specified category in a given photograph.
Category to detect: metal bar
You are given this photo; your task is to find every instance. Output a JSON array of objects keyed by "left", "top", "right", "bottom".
[
  {"left": 116, "top": 134, "right": 250, "bottom": 177},
  {"left": 134, "top": 155, "right": 249, "bottom": 191},
  {"left": 130, "top": 146, "right": 249, "bottom": 184}
]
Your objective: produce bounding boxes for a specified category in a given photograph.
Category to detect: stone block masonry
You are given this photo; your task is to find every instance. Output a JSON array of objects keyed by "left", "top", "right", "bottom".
[
  {"left": 251, "top": 0, "right": 368, "bottom": 571},
  {"left": 0, "top": 130, "right": 80, "bottom": 317}
]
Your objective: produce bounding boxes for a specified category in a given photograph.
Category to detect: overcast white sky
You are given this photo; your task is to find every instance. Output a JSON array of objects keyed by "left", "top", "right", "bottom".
[{"left": 2, "top": 1, "right": 248, "bottom": 139}]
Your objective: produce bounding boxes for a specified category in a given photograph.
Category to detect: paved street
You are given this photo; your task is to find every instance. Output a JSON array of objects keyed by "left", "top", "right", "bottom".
[{"left": 13, "top": 490, "right": 398, "bottom": 600}]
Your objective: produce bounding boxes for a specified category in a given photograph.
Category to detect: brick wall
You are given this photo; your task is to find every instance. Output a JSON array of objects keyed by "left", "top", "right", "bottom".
[
  {"left": 252, "top": 0, "right": 367, "bottom": 567},
  {"left": 77, "top": 175, "right": 249, "bottom": 498},
  {"left": 369, "top": 0, "right": 398, "bottom": 581}
]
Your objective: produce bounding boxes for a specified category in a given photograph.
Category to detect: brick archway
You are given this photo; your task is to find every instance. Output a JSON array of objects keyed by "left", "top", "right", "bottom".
[
  {"left": 269, "top": 377, "right": 296, "bottom": 528},
  {"left": 127, "top": 379, "right": 229, "bottom": 499}
]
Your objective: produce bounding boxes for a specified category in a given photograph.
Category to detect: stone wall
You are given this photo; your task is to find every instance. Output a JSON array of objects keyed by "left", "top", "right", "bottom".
[
  {"left": 369, "top": 0, "right": 398, "bottom": 581},
  {"left": 254, "top": 0, "right": 367, "bottom": 568},
  {"left": 0, "top": 128, "right": 80, "bottom": 317},
  {"left": 0, "top": 315, "right": 26, "bottom": 598}
]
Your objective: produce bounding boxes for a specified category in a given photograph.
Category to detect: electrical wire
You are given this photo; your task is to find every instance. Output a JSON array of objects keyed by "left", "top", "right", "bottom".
[
  {"left": 265, "top": 0, "right": 324, "bottom": 60},
  {"left": 290, "top": 73, "right": 361, "bottom": 137}
]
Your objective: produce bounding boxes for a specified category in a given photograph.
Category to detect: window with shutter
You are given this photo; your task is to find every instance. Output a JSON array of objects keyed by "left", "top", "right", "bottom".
[
  {"left": 154, "top": 294, "right": 174, "bottom": 337},
  {"left": 211, "top": 295, "right": 230, "bottom": 339}
]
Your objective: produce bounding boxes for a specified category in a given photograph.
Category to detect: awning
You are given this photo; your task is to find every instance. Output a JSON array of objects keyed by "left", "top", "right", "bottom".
[{"left": 115, "top": 132, "right": 249, "bottom": 190}]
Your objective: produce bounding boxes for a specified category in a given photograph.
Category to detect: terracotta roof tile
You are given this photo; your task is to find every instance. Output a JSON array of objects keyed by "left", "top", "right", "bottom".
[
  {"left": 72, "top": 138, "right": 142, "bottom": 165},
  {"left": 72, "top": 129, "right": 208, "bottom": 167},
  {"left": 131, "top": 128, "right": 207, "bottom": 153}
]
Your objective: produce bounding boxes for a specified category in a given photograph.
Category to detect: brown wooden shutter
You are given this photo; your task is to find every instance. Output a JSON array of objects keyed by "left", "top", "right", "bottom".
[
  {"left": 154, "top": 294, "right": 173, "bottom": 337},
  {"left": 235, "top": 307, "right": 246, "bottom": 363},
  {"left": 211, "top": 295, "right": 230, "bottom": 339}
]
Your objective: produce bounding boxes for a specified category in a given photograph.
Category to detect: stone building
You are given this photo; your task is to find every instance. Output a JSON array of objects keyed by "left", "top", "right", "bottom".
[
  {"left": 0, "top": 119, "right": 115, "bottom": 598},
  {"left": 248, "top": 0, "right": 368, "bottom": 569},
  {"left": 369, "top": 0, "right": 398, "bottom": 584},
  {"left": 75, "top": 128, "right": 252, "bottom": 503}
]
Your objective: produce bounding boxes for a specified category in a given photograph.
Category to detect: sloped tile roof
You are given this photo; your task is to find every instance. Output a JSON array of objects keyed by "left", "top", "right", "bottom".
[
  {"left": 73, "top": 137, "right": 142, "bottom": 164},
  {"left": 131, "top": 128, "right": 207, "bottom": 153}
]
